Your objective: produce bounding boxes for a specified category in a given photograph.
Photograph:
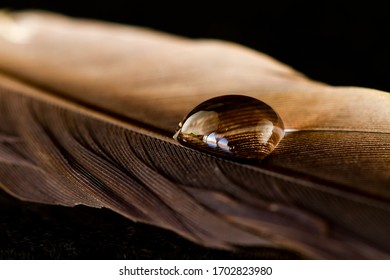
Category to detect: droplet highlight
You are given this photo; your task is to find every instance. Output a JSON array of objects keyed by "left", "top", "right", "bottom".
[{"left": 173, "top": 95, "right": 285, "bottom": 160}]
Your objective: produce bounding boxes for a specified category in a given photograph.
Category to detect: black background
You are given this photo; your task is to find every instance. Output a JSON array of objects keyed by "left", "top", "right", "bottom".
[
  {"left": 0, "top": 1, "right": 387, "bottom": 259},
  {"left": 1, "top": 1, "right": 389, "bottom": 92}
]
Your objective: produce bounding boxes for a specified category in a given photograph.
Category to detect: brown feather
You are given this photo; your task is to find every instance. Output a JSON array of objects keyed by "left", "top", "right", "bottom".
[{"left": 0, "top": 11, "right": 389, "bottom": 259}]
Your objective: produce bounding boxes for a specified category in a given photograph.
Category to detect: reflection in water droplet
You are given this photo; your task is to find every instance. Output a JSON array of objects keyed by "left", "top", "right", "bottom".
[{"left": 173, "top": 95, "right": 285, "bottom": 160}]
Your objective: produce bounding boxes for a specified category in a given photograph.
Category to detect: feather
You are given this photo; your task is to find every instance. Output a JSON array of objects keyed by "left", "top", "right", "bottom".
[{"left": 0, "top": 11, "right": 389, "bottom": 259}]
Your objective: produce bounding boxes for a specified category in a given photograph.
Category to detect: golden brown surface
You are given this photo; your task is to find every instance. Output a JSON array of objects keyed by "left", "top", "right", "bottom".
[{"left": 0, "top": 11, "right": 389, "bottom": 259}]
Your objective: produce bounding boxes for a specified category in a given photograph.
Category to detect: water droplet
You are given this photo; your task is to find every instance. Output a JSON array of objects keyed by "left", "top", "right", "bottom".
[{"left": 173, "top": 95, "right": 285, "bottom": 160}]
